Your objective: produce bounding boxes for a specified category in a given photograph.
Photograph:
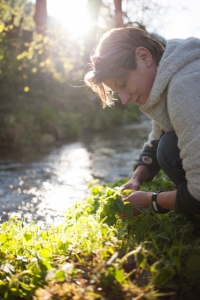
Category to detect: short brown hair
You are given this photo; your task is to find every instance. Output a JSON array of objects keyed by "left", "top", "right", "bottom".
[{"left": 84, "top": 27, "right": 164, "bottom": 107}]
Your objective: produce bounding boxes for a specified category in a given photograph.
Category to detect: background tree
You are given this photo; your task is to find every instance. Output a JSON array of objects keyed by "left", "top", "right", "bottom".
[
  {"left": 101, "top": 0, "right": 169, "bottom": 41},
  {"left": 114, "top": 0, "right": 123, "bottom": 27},
  {"left": 0, "top": 0, "right": 169, "bottom": 147},
  {"left": 34, "top": 0, "right": 47, "bottom": 34}
]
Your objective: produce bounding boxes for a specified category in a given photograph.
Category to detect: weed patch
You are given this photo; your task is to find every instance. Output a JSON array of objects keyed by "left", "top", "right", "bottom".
[{"left": 0, "top": 172, "right": 200, "bottom": 299}]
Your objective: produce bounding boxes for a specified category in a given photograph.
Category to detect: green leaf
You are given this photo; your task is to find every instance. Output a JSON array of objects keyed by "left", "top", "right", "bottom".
[
  {"left": 54, "top": 270, "right": 65, "bottom": 281},
  {"left": 103, "top": 203, "right": 114, "bottom": 215},
  {"left": 101, "top": 225, "right": 108, "bottom": 235},
  {"left": 91, "top": 186, "right": 101, "bottom": 195},
  {"left": 105, "top": 188, "right": 115, "bottom": 197},
  {"left": 123, "top": 189, "right": 133, "bottom": 196},
  {"left": 0, "top": 233, "right": 10, "bottom": 243},
  {"left": 135, "top": 252, "right": 146, "bottom": 268},
  {"left": 104, "top": 216, "right": 117, "bottom": 226},
  {"left": 116, "top": 199, "right": 124, "bottom": 213},
  {"left": 1, "top": 222, "right": 7, "bottom": 230},
  {"left": 24, "top": 232, "right": 32, "bottom": 241},
  {"left": 115, "top": 269, "right": 124, "bottom": 283},
  {"left": 123, "top": 202, "right": 133, "bottom": 217},
  {"left": 18, "top": 281, "right": 32, "bottom": 291},
  {"left": 39, "top": 248, "right": 52, "bottom": 259}
]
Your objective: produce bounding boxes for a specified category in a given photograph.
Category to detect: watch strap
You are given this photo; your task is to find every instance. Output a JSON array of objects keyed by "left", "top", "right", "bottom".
[{"left": 151, "top": 192, "right": 170, "bottom": 214}]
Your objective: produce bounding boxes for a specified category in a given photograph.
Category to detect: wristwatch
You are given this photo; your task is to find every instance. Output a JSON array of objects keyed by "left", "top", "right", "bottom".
[{"left": 151, "top": 192, "right": 170, "bottom": 214}]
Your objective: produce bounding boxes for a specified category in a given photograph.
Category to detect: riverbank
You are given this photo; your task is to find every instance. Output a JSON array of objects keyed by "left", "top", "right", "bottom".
[
  {"left": 1, "top": 174, "right": 200, "bottom": 300},
  {"left": 0, "top": 83, "right": 141, "bottom": 148}
]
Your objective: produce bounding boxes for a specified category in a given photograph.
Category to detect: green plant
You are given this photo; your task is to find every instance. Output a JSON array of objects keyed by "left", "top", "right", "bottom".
[{"left": 1, "top": 172, "right": 200, "bottom": 299}]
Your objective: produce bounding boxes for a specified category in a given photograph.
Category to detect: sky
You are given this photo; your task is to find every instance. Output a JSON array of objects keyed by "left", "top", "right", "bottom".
[
  {"left": 155, "top": 0, "right": 200, "bottom": 40},
  {"left": 45, "top": 0, "right": 200, "bottom": 40}
]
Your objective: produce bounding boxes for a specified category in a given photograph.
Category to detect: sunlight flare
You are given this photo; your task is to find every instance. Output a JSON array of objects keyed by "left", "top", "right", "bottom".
[{"left": 47, "top": 0, "right": 91, "bottom": 37}]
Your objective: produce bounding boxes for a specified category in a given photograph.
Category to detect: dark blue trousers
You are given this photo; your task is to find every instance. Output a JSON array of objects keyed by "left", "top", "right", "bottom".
[
  {"left": 157, "top": 131, "right": 186, "bottom": 186},
  {"left": 157, "top": 131, "right": 200, "bottom": 217}
]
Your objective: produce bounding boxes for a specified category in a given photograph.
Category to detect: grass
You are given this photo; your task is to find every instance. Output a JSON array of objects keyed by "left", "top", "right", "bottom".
[{"left": 0, "top": 172, "right": 200, "bottom": 299}]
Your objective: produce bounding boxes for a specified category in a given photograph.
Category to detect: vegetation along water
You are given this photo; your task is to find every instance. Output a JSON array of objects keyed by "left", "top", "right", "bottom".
[{"left": 1, "top": 172, "right": 200, "bottom": 300}]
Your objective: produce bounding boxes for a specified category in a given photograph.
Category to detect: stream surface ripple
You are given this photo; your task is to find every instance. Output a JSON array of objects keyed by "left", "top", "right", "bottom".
[{"left": 0, "top": 118, "right": 151, "bottom": 224}]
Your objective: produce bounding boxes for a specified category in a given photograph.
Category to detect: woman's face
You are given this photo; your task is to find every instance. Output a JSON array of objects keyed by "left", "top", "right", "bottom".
[{"left": 104, "top": 47, "right": 157, "bottom": 106}]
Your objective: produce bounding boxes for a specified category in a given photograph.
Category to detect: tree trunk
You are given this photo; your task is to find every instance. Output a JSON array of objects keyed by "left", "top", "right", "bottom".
[
  {"left": 34, "top": 0, "right": 47, "bottom": 34},
  {"left": 114, "top": 0, "right": 123, "bottom": 27}
]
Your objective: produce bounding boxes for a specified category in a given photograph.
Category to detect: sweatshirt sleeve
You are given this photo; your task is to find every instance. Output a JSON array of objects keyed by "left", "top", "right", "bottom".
[
  {"left": 134, "top": 121, "right": 163, "bottom": 181},
  {"left": 134, "top": 140, "right": 161, "bottom": 181},
  {"left": 167, "top": 60, "right": 200, "bottom": 201}
]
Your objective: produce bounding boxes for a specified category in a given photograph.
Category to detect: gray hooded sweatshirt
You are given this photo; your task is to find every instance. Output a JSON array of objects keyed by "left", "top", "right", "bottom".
[{"left": 139, "top": 37, "right": 200, "bottom": 206}]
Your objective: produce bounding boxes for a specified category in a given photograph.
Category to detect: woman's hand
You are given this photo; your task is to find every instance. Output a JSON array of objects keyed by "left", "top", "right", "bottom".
[
  {"left": 123, "top": 191, "right": 152, "bottom": 216},
  {"left": 121, "top": 177, "right": 141, "bottom": 191},
  {"left": 121, "top": 164, "right": 150, "bottom": 191},
  {"left": 123, "top": 190, "right": 177, "bottom": 217}
]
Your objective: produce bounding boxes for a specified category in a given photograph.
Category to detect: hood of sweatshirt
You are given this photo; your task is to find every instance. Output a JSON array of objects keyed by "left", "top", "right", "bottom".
[{"left": 140, "top": 37, "right": 200, "bottom": 131}]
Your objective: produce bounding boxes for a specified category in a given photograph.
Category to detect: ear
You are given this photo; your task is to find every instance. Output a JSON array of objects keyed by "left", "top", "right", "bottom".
[{"left": 135, "top": 47, "right": 153, "bottom": 67}]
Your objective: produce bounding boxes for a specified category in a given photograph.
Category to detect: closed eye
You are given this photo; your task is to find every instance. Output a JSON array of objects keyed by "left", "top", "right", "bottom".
[{"left": 117, "top": 82, "right": 126, "bottom": 89}]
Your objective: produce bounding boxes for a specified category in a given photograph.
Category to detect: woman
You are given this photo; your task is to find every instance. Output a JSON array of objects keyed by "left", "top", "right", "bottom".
[{"left": 84, "top": 27, "right": 200, "bottom": 216}]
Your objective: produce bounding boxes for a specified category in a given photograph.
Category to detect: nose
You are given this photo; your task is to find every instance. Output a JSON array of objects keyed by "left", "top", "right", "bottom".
[{"left": 118, "top": 91, "right": 132, "bottom": 105}]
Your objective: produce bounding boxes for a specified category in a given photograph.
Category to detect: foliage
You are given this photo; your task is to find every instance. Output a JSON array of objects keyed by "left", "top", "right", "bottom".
[
  {"left": 0, "top": 171, "right": 200, "bottom": 299},
  {"left": 0, "top": 0, "right": 142, "bottom": 146}
]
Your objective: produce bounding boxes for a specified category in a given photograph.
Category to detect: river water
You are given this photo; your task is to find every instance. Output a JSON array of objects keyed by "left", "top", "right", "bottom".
[{"left": 0, "top": 118, "right": 151, "bottom": 224}]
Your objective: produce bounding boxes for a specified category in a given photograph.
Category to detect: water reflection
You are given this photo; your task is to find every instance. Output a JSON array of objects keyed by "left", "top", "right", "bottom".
[{"left": 0, "top": 118, "right": 151, "bottom": 224}]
